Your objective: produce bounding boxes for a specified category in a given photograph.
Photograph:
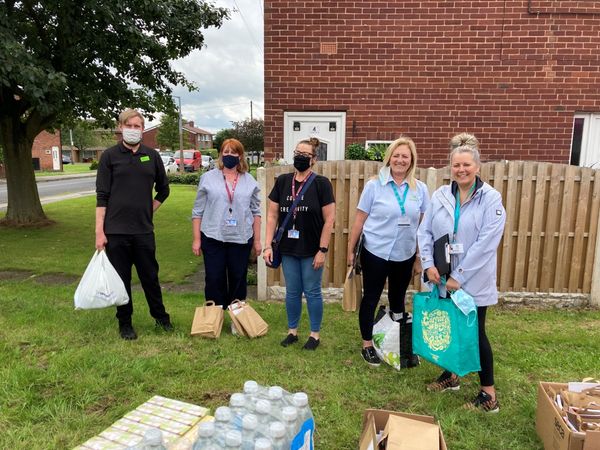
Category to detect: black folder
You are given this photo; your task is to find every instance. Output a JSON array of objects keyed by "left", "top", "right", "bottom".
[{"left": 433, "top": 234, "right": 451, "bottom": 276}]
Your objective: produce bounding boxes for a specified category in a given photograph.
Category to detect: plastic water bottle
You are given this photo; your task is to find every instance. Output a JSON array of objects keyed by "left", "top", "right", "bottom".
[
  {"left": 241, "top": 414, "right": 259, "bottom": 450},
  {"left": 281, "top": 406, "right": 299, "bottom": 441},
  {"left": 267, "top": 387, "right": 285, "bottom": 420},
  {"left": 215, "top": 406, "right": 234, "bottom": 434},
  {"left": 268, "top": 421, "right": 288, "bottom": 450},
  {"left": 193, "top": 421, "right": 220, "bottom": 450},
  {"left": 224, "top": 429, "right": 243, "bottom": 448},
  {"left": 254, "top": 399, "right": 272, "bottom": 428},
  {"left": 254, "top": 437, "right": 272, "bottom": 450},
  {"left": 140, "top": 428, "right": 167, "bottom": 449},
  {"left": 243, "top": 380, "right": 261, "bottom": 409},
  {"left": 230, "top": 392, "right": 247, "bottom": 417},
  {"left": 292, "top": 392, "right": 312, "bottom": 422}
]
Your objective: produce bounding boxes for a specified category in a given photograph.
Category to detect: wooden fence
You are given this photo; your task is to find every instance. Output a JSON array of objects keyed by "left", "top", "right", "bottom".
[{"left": 257, "top": 161, "right": 600, "bottom": 305}]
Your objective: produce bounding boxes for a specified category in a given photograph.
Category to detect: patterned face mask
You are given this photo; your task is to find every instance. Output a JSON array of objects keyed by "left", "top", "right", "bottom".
[{"left": 450, "top": 289, "right": 476, "bottom": 316}]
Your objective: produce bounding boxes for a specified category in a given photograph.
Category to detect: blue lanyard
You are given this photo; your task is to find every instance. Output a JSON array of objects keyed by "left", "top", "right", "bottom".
[
  {"left": 453, "top": 182, "right": 476, "bottom": 238},
  {"left": 391, "top": 182, "right": 409, "bottom": 215}
]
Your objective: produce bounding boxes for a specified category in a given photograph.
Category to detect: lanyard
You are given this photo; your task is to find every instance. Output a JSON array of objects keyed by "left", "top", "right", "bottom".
[
  {"left": 291, "top": 171, "right": 311, "bottom": 224},
  {"left": 223, "top": 172, "right": 239, "bottom": 214},
  {"left": 390, "top": 182, "right": 409, "bottom": 215},
  {"left": 453, "top": 181, "right": 476, "bottom": 238}
]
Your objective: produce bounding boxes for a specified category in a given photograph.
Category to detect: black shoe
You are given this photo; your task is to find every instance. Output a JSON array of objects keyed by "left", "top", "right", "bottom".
[
  {"left": 280, "top": 333, "right": 298, "bottom": 347},
  {"left": 464, "top": 390, "right": 500, "bottom": 413},
  {"left": 302, "top": 336, "right": 320, "bottom": 350},
  {"left": 427, "top": 370, "right": 460, "bottom": 392},
  {"left": 155, "top": 319, "right": 174, "bottom": 332},
  {"left": 361, "top": 346, "right": 381, "bottom": 367},
  {"left": 119, "top": 323, "right": 138, "bottom": 340}
]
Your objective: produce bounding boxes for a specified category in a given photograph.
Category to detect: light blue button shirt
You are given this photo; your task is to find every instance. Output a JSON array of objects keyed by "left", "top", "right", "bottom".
[
  {"left": 358, "top": 173, "right": 430, "bottom": 262},
  {"left": 191, "top": 169, "right": 260, "bottom": 243}
]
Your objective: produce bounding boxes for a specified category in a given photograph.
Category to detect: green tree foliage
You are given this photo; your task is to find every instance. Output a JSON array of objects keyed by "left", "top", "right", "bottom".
[
  {"left": 0, "top": 1, "right": 228, "bottom": 226},
  {"left": 231, "top": 118, "right": 264, "bottom": 162},
  {"left": 60, "top": 120, "right": 115, "bottom": 154},
  {"left": 213, "top": 128, "right": 236, "bottom": 152},
  {"left": 345, "top": 143, "right": 367, "bottom": 160},
  {"left": 156, "top": 110, "right": 181, "bottom": 151}
]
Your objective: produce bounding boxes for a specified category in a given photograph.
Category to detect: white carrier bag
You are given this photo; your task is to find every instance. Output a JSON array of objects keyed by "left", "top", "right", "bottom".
[{"left": 74, "top": 250, "right": 129, "bottom": 309}]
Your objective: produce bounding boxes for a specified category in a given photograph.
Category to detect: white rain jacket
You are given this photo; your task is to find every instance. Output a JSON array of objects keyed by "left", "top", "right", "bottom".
[{"left": 417, "top": 179, "right": 506, "bottom": 306}]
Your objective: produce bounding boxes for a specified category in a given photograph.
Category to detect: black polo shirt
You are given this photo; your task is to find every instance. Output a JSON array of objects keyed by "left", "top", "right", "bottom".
[{"left": 96, "top": 142, "right": 169, "bottom": 235}]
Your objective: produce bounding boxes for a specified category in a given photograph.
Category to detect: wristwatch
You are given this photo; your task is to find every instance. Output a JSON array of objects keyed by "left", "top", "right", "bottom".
[{"left": 318, "top": 247, "right": 329, "bottom": 253}]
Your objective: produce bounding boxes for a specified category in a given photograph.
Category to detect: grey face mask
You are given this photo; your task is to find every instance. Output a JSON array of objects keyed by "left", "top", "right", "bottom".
[
  {"left": 450, "top": 289, "right": 476, "bottom": 316},
  {"left": 122, "top": 128, "right": 142, "bottom": 145}
]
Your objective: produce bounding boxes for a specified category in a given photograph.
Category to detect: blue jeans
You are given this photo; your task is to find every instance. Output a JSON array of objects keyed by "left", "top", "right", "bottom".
[{"left": 281, "top": 255, "right": 324, "bottom": 332}]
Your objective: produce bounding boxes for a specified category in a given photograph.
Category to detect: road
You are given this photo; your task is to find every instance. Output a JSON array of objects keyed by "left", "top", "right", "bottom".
[{"left": 0, "top": 175, "right": 96, "bottom": 211}]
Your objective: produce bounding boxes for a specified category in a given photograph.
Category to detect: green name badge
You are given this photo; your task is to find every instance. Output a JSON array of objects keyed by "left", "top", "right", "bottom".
[{"left": 140, "top": 156, "right": 150, "bottom": 162}]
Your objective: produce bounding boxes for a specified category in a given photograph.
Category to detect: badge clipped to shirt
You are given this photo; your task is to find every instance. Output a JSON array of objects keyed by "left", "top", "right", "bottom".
[
  {"left": 448, "top": 243, "right": 464, "bottom": 254},
  {"left": 224, "top": 218, "right": 238, "bottom": 227},
  {"left": 287, "top": 228, "right": 300, "bottom": 239},
  {"left": 140, "top": 156, "right": 150, "bottom": 162},
  {"left": 397, "top": 216, "right": 411, "bottom": 227}
]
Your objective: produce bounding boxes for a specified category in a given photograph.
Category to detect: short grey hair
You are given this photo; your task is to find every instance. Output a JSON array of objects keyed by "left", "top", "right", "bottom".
[
  {"left": 450, "top": 145, "right": 481, "bottom": 166},
  {"left": 449, "top": 132, "right": 479, "bottom": 150}
]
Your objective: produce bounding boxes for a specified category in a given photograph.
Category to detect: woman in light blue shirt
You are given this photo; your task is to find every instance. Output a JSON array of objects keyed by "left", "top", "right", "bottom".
[
  {"left": 347, "top": 136, "right": 429, "bottom": 367},
  {"left": 417, "top": 133, "right": 506, "bottom": 413},
  {"left": 191, "top": 139, "right": 262, "bottom": 308}
]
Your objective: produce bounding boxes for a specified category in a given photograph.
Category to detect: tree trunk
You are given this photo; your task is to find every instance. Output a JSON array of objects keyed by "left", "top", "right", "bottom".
[{"left": 0, "top": 117, "right": 49, "bottom": 226}]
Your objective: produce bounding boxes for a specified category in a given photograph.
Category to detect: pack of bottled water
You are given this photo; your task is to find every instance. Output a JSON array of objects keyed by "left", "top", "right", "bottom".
[{"left": 192, "top": 381, "right": 315, "bottom": 450}]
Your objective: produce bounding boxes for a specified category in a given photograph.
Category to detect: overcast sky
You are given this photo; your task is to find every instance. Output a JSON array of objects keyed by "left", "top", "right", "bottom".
[{"left": 150, "top": 0, "right": 264, "bottom": 134}]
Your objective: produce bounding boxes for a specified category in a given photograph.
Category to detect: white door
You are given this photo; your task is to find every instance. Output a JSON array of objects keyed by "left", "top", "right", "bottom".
[
  {"left": 571, "top": 113, "right": 600, "bottom": 167},
  {"left": 283, "top": 112, "right": 346, "bottom": 163}
]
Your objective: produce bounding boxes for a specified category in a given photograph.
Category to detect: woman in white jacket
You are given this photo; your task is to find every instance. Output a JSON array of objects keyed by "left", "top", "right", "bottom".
[{"left": 417, "top": 133, "right": 506, "bottom": 413}]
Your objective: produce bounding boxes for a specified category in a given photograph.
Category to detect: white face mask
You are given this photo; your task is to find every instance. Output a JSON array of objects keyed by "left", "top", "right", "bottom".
[{"left": 122, "top": 128, "right": 142, "bottom": 145}]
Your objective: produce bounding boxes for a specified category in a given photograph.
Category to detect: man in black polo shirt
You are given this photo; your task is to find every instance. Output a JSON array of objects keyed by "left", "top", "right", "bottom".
[{"left": 95, "top": 108, "right": 172, "bottom": 340}]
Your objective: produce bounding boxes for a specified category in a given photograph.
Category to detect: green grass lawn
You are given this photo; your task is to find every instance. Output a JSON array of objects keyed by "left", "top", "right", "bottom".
[
  {"left": 1, "top": 188, "right": 599, "bottom": 449},
  {"left": 37, "top": 163, "right": 96, "bottom": 177}
]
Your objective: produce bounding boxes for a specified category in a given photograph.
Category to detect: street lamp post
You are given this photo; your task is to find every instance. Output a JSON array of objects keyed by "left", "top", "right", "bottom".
[{"left": 173, "top": 95, "right": 184, "bottom": 173}]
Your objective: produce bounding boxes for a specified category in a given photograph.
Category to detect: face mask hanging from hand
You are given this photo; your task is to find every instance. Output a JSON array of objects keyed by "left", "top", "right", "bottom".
[
  {"left": 222, "top": 155, "right": 240, "bottom": 169},
  {"left": 293, "top": 155, "right": 311, "bottom": 172},
  {"left": 122, "top": 128, "right": 142, "bottom": 145}
]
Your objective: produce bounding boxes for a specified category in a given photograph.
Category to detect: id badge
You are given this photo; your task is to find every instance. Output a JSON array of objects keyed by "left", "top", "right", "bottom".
[
  {"left": 224, "top": 218, "right": 238, "bottom": 227},
  {"left": 448, "top": 243, "right": 464, "bottom": 254},
  {"left": 397, "top": 216, "right": 411, "bottom": 227},
  {"left": 287, "top": 229, "right": 300, "bottom": 239}
]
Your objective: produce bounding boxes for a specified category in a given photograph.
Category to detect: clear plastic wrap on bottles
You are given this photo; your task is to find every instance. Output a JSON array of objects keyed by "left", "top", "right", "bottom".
[{"left": 253, "top": 437, "right": 273, "bottom": 450}]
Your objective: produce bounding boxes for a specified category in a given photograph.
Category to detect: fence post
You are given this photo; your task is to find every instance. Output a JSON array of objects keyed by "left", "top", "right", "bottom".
[
  {"left": 256, "top": 167, "right": 267, "bottom": 301},
  {"left": 590, "top": 205, "right": 600, "bottom": 307},
  {"left": 425, "top": 166, "right": 437, "bottom": 195}
]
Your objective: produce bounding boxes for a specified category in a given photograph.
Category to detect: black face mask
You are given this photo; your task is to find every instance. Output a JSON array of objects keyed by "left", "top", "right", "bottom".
[
  {"left": 293, "top": 155, "right": 312, "bottom": 172},
  {"left": 222, "top": 154, "right": 239, "bottom": 169}
]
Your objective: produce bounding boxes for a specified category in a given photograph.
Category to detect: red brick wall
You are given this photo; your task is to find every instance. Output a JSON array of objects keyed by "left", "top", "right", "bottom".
[
  {"left": 32, "top": 131, "right": 61, "bottom": 170},
  {"left": 264, "top": 1, "right": 600, "bottom": 166}
]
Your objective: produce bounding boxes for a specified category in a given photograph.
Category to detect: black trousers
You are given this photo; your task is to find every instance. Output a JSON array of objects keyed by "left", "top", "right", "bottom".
[
  {"left": 359, "top": 247, "right": 416, "bottom": 341},
  {"left": 201, "top": 233, "right": 253, "bottom": 308},
  {"left": 105, "top": 233, "right": 170, "bottom": 325}
]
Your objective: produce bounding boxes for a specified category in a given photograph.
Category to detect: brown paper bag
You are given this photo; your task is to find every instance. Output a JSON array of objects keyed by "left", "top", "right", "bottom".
[
  {"left": 228, "top": 300, "right": 269, "bottom": 338},
  {"left": 228, "top": 301, "right": 249, "bottom": 337},
  {"left": 342, "top": 267, "right": 362, "bottom": 312},
  {"left": 190, "top": 301, "right": 224, "bottom": 338},
  {"left": 384, "top": 414, "right": 440, "bottom": 450}
]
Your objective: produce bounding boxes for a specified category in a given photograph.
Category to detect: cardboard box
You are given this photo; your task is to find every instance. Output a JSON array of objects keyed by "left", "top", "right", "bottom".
[
  {"left": 360, "top": 409, "right": 447, "bottom": 450},
  {"left": 75, "top": 396, "right": 208, "bottom": 450},
  {"left": 536, "top": 382, "right": 600, "bottom": 450}
]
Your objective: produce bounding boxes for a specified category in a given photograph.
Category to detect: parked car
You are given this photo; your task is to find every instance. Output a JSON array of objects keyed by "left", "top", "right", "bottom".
[
  {"left": 201, "top": 155, "right": 215, "bottom": 170},
  {"left": 62, "top": 154, "right": 72, "bottom": 164},
  {"left": 173, "top": 150, "right": 202, "bottom": 172},
  {"left": 161, "top": 155, "right": 178, "bottom": 174}
]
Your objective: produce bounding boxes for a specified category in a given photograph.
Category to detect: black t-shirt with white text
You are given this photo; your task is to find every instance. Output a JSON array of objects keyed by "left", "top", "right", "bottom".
[{"left": 268, "top": 173, "right": 335, "bottom": 257}]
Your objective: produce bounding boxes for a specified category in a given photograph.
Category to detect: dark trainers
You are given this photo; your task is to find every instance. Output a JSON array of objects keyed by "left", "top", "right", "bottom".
[
  {"left": 427, "top": 371, "right": 460, "bottom": 392},
  {"left": 155, "top": 319, "right": 174, "bottom": 332},
  {"left": 119, "top": 323, "right": 138, "bottom": 340},
  {"left": 302, "top": 336, "right": 320, "bottom": 350},
  {"left": 464, "top": 390, "right": 500, "bottom": 413},
  {"left": 361, "top": 346, "right": 382, "bottom": 367},
  {"left": 280, "top": 333, "right": 299, "bottom": 347}
]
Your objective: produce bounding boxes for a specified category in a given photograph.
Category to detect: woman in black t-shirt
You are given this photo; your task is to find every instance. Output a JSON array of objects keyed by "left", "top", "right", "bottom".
[{"left": 263, "top": 138, "right": 335, "bottom": 350}]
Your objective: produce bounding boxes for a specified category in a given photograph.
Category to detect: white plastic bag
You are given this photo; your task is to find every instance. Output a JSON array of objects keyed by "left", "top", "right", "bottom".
[
  {"left": 372, "top": 307, "right": 402, "bottom": 370},
  {"left": 74, "top": 250, "right": 129, "bottom": 310}
]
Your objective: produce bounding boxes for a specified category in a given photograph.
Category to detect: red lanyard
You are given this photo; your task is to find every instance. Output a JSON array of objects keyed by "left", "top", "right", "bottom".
[
  {"left": 223, "top": 172, "right": 239, "bottom": 213},
  {"left": 291, "top": 171, "right": 311, "bottom": 223}
]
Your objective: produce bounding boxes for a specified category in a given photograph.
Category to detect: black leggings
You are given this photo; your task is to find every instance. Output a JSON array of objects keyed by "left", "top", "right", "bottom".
[
  {"left": 358, "top": 247, "right": 415, "bottom": 341},
  {"left": 445, "top": 306, "right": 494, "bottom": 386}
]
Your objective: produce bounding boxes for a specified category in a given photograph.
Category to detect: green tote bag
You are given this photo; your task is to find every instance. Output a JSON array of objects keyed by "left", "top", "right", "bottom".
[{"left": 412, "top": 285, "right": 481, "bottom": 377}]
